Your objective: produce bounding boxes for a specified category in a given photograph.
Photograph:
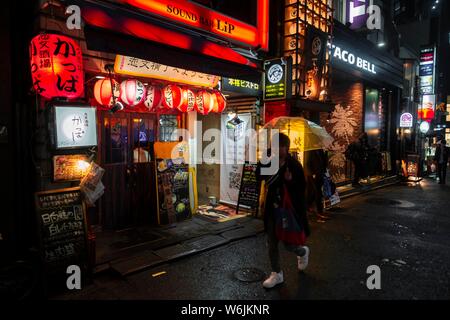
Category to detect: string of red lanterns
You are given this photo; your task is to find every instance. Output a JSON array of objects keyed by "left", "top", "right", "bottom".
[{"left": 93, "top": 78, "right": 227, "bottom": 114}]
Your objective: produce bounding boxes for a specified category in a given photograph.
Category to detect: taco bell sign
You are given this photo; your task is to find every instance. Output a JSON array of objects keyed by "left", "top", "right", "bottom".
[
  {"left": 400, "top": 112, "right": 413, "bottom": 128},
  {"left": 347, "top": 0, "right": 369, "bottom": 29}
]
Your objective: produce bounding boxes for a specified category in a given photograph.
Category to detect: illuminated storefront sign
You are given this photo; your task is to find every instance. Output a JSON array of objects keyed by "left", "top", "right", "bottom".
[
  {"left": 330, "top": 44, "right": 377, "bottom": 74},
  {"left": 419, "top": 46, "right": 436, "bottom": 95},
  {"left": 419, "top": 121, "right": 430, "bottom": 134},
  {"left": 346, "top": 0, "right": 368, "bottom": 30},
  {"left": 123, "top": 0, "right": 269, "bottom": 51},
  {"left": 221, "top": 77, "right": 261, "bottom": 96},
  {"left": 114, "top": 55, "right": 220, "bottom": 88},
  {"left": 399, "top": 112, "right": 413, "bottom": 128},
  {"left": 419, "top": 95, "right": 435, "bottom": 121},
  {"left": 263, "top": 58, "right": 292, "bottom": 101},
  {"left": 53, "top": 106, "right": 98, "bottom": 149}
]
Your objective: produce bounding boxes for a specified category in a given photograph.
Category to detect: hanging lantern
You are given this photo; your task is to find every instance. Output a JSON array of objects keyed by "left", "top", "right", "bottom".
[
  {"left": 120, "top": 79, "right": 146, "bottom": 107},
  {"left": 143, "top": 85, "right": 162, "bottom": 112},
  {"left": 211, "top": 90, "right": 227, "bottom": 113},
  {"left": 29, "top": 33, "right": 84, "bottom": 99},
  {"left": 162, "top": 84, "right": 183, "bottom": 109},
  {"left": 178, "top": 88, "right": 196, "bottom": 112},
  {"left": 93, "top": 78, "right": 120, "bottom": 107},
  {"left": 195, "top": 90, "right": 215, "bottom": 115}
]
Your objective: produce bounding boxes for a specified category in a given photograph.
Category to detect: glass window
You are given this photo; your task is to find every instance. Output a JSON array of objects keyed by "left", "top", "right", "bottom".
[
  {"left": 159, "top": 115, "right": 179, "bottom": 142},
  {"left": 132, "top": 117, "right": 155, "bottom": 163},
  {"left": 446, "top": 103, "right": 450, "bottom": 122},
  {"left": 333, "top": 0, "right": 345, "bottom": 24},
  {"left": 104, "top": 117, "right": 128, "bottom": 164}
]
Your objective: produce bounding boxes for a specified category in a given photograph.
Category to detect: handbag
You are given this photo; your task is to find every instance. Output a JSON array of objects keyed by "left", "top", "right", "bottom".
[
  {"left": 322, "top": 169, "right": 336, "bottom": 199},
  {"left": 274, "top": 184, "right": 306, "bottom": 246}
]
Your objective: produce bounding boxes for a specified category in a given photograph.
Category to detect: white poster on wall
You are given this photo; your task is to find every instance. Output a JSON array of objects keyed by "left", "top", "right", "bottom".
[{"left": 220, "top": 113, "right": 251, "bottom": 206}]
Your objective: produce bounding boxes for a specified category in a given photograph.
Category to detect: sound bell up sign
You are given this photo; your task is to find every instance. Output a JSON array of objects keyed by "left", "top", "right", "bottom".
[{"left": 264, "top": 57, "right": 292, "bottom": 101}]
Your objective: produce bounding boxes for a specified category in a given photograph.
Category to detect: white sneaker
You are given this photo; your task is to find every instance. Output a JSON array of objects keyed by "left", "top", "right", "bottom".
[
  {"left": 297, "top": 246, "right": 310, "bottom": 271},
  {"left": 262, "top": 271, "right": 284, "bottom": 288}
]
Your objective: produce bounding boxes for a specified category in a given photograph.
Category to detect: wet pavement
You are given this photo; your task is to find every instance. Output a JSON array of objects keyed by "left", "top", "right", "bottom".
[{"left": 55, "top": 178, "right": 450, "bottom": 300}]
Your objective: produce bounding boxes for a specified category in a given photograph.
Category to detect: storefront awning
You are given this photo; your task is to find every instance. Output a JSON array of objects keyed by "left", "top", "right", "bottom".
[{"left": 79, "top": 1, "right": 263, "bottom": 83}]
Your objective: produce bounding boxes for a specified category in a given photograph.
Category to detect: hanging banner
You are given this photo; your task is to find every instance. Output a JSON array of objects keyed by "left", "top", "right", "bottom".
[
  {"left": 114, "top": 55, "right": 220, "bottom": 88},
  {"left": 220, "top": 113, "right": 252, "bottom": 206},
  {"left": 304, "top": 27, "right": 327, "bottom": 100}
]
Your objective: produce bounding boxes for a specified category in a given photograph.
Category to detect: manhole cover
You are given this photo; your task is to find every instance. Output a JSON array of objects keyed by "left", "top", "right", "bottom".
[
  {"left": 234, "top": 268, "right": 265, "bottom": 282},
  {"left": 365, "top": 198, "right": 415, "bottom": 208}
]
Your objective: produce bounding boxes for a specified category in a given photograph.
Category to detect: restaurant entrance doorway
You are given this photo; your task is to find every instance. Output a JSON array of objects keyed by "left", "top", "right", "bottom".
[{"left": 98, "top": 111, "right": 158, "bottom": 230}]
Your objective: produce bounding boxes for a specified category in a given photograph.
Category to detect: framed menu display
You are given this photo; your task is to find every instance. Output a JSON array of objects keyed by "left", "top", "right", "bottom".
[{"left": 52, "top": 154, "right": 90, "bottom": 182}]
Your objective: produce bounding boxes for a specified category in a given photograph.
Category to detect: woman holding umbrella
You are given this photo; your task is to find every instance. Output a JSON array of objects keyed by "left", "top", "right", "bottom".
[{"left": 257, "top": 133, "right": 310, "bottom": 289}]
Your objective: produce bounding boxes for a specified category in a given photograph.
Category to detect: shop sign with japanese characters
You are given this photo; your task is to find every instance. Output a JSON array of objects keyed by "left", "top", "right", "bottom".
[
  {"left": 34, "top": 187, "right": 88, "bottom": 271},
  {"left": 221, "top": 77, "right": 261, "bottom": 96},
  {"left": 419, "top": 46, "right": 436, "bottom": 95},
  {"left": 114, "top": 55, "right": 220, "bottom": 88},
  {"left": 53, "top": 105, "right": 98, "bottom": 149},
  {"left": 263, "top": 58, "right": 292, "bottom": 101}
]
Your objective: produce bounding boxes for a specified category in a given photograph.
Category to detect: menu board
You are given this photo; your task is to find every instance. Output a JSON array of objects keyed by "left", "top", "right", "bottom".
[
  {"left": 53, "top": 154, "right": 89, "bottom": 182},
  {"left": 156, "top": 159, "right": 192, "bottom": 225},
  {"left": 236, "top": 162, "right": 260, "bottom": 213},
  {"left": 35, "top": 187, "right": 88, "bottom": 272},
  {"left": 407, "top": 154, "right": 420, "bottom": 178}
]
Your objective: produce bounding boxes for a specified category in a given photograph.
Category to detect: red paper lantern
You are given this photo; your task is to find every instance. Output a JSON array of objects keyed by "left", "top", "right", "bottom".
[
  {"left": 195, "top": 90, "right": 215, "bottom": 115},
  {"left": 211, "top": 90, "right": 227, "bottom": 113},
  {"left": 120, "top": 79, "right": 146, "bottom": 107},
  {"left": 29, "top": 33, "right": 84, "bottom": 99},
  {"left": 94, "top": 78, "right": 120, "bottom": 107},
  {"left": 178, "top": 88, "right": 196, "bottom": 112},
  {"left": 143, "top": 85, "right": 162, "bottom": 112},
  {"left": 162, "top": 84, "right": 183, "bottom": 109}
]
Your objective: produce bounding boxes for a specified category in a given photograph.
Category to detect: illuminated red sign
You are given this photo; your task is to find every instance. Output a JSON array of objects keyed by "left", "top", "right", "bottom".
[
  {"left": 123, "top": 0, "right": 269, "bottom": 51},
  {"left": 81, "top": 7, "right": 258, "bottom": 68}
]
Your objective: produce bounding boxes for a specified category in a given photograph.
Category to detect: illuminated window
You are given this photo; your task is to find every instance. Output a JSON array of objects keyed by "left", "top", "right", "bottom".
[
  {"left": 446, "top": 103, "right": 450, "bottom": 122},
  {"left": 283, "top": 0, "right": 333, "bottom": 98}
]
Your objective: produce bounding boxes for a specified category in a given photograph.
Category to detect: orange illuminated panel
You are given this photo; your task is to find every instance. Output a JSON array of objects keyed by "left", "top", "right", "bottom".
[{"left": 123, "top": 0, "right": 269, "bottom": 51}]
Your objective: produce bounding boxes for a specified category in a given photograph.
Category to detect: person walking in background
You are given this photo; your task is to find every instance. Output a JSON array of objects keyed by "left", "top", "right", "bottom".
[
  {"left": 434, "top": 140, "right": 449, "bottom": 184},
  {"left": 346, "top": 133, "right": 370, "bottom": 187},
  {"left": 257, "top": 133, "right": 310, "bottom": 289},
  {"left": 305, "top": 148, "right": 330, "bottom": 222}
]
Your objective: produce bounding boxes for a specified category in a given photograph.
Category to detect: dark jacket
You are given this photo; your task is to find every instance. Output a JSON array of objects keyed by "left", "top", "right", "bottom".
[
  {"left": 304, "top": 149, "right": 328, "bottom": 176},
  {"left": 257, "top": 154, "right": 310, "bottom": 237},
  {"left": 434, "top": 145, "right": 449, "bottom": 164}
]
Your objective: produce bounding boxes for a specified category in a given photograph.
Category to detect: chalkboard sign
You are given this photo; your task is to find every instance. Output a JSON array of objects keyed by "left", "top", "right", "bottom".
[
  {"left": 35, "top": 187, "right": 88, "bottom": 274},
  {"left": 156, "top": 159, "right": 192, "bottom": 225},
  {"left": 236, "top": 162, "right": 260, "bottom": 214}
]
